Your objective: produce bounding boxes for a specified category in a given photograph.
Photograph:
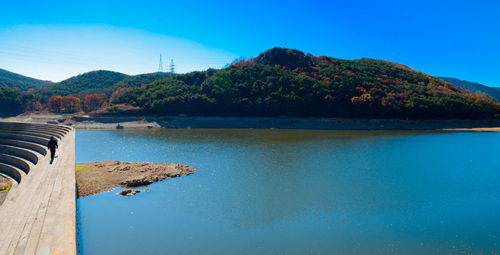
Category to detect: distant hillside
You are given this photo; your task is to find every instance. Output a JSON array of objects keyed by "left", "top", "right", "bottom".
[
  {"left": 35, "top": 70, "right": 129, "bottom": 102},
  {"left": 0, "top": 68, "right": 52, "bottom": 90},
  {"left": 112, "top": 47, "right": 499, "bottom": 119},
  {"left": 439, "top": 77, "right": 500, "bottom": 102},
  {"left": 112, "top": 72, "right": 174, "bottom": 89},
  {"left": 0, "top": 85, "right": 31, "bottom": 116}
]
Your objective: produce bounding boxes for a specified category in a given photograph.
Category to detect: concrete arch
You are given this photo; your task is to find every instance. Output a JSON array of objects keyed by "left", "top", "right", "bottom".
[{"left": 0, "top": 139, "right": 46, "bottom": 158}]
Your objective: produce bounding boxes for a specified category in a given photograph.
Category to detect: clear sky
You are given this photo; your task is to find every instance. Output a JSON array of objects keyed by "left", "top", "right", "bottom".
[{"left": 0, "top": 0, "right": 499, "bottom": 86}]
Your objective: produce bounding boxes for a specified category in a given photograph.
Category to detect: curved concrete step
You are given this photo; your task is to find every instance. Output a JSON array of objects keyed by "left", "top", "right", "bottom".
[
  {"left": 0, "top": 125, "right": 68, "bottom": 135},
  {"left": 0, "top": 130, "right": 60, "bottom": 140},
  {"left": 0, "top": 145, "right": 39, "bottom": 165},
  {"left": 0, "top": 126, "right": 69, "bottom": 137},
  {"left": 0, "top": 129, "right": 64, "bottom": 139},
  {"left": 0, "top": 162, "right": 24, "bottom": 183},
  {"left": 0, "top": 124, "right": 68, "bottom": 132},
  {"left": 0, "top": 140, "right": 46, "bottom": 158},
  {"left": 0, "top": 133, "right": 49, "bottom": 147},
  {"left": 0, "top": 122, "right": 71, "bottom": 132},
  {"left": 0, "top": 154, "right": 30, "bottom": 174}
]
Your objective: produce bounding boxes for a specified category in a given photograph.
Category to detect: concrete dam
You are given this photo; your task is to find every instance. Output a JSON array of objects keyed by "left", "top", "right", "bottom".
[{"left": 0, "top": 121, "right": 76, "bottom": 255}]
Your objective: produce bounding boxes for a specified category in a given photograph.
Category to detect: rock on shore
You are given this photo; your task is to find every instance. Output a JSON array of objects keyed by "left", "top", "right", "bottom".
[{"left": 76, "top": 161, "right": 196, "bottom": 197}]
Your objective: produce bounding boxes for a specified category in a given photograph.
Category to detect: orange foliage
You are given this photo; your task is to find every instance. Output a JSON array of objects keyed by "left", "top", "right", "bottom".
[
  {"left": 351, "top": 93, "right": 373, "bottom": 105},
  {"left": 47, "top": 95, "right": 63, "bottom": 112},
  {"left": 84, "top": 93, "right": 107, "bottom": 112},
  {"left": 48, "top": 95, "right": 80, "bottom": 113}
]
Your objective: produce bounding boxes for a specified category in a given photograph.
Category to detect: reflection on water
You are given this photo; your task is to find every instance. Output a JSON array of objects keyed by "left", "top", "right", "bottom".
[{"left": 77, "top": 129, "right": 500, "bottom": 254}]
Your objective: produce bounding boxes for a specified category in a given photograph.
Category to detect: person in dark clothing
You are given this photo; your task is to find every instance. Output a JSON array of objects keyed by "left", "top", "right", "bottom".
[{"left": 47, "top": 136, "right": 58, "bottom": 164}]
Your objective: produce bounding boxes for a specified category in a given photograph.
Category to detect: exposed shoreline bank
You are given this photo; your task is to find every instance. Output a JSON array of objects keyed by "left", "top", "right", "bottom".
[
  {"left": 76, "top": 161, "right": 196, "bottom": 197},
  {"left": 3, "top": 113, "right": 500, "bottom": 131}
]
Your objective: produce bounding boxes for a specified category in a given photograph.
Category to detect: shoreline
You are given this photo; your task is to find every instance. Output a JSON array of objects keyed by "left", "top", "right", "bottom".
[{"left": 3, "top": 113, "right": 500, "bottom": 132}]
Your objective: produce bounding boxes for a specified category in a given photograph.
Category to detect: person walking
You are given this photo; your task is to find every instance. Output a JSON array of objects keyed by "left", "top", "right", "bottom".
[{"left": 47, "top": 136, "right": 58, "bottom": 164}]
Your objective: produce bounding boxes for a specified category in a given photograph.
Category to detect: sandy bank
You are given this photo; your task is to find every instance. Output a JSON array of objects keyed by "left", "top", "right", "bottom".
[
  {"left": 444, "top": 127, "right": 500, "bottom": 132},
  {"left": 76, "top": 161, "right": 196, "bottom": 197}
]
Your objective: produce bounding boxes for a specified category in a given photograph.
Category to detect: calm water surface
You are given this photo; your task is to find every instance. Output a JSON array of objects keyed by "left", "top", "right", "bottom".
[{"left": 76, "top": 129, "right": 500, "bottom": 254}]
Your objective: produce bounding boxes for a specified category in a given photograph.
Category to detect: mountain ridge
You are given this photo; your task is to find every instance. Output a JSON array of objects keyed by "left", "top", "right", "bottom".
[
  {"left": 111, "top": 47, "right": 499, "bottom": 119},
  {"left": 0, "top": 68, "right": 53, "bottom": 90},
  {"left": 35, "top": 70, "right": 129, "bottom": 102},
  {"left": 438, "top": 77, "right": 500, "bottom": 102}
]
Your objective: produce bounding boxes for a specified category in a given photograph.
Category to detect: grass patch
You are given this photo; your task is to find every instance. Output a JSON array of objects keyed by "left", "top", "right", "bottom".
[{"left": 0, "top": 180, "right": 13, "bottom": 191}]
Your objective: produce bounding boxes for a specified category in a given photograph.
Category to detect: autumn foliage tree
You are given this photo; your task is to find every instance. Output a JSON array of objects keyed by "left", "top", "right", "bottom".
[
  {"left": 47, "top": 95, "right": 80, "bottom": 113},
  {"left": 109, "top": 88, "right": 131, "bottom": 104},
  {"left": 47, "top": 96, "right": 62, "bottom": 112},
  {"left": 83, "top": 93, "right": 107, "bottom": 112},
  {"left": 24, "top": 100, "right": 44, "bottom": 112}
]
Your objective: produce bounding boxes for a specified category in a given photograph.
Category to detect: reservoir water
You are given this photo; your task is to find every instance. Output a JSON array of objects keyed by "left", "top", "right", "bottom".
[{"left": 76, "top": 129, "right": 500, "bottom": 254}]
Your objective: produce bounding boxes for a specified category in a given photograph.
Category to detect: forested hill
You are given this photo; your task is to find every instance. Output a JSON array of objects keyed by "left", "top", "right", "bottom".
[
  {"left": 112, "top": 47, "right": 499, "bottom": 119},
  {"left": 2, "top": 47, "right": 499, "bottom": 119},
  {"left": 0, "top": 68, "right": 53, "bottom": 90},
  {"left": 35, "top": 70, "right": 129, "bottom": 102},
  {"left": 439, "top": 77, "right": 500, "bottom": 102},
  {"left": 112, "top": 72, "right": 173, "bottom": 89}
]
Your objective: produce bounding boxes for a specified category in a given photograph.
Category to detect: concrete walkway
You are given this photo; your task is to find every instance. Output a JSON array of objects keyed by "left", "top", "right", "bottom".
[{"left": 0, "top": 122, "right": 76, "bottom": 255}]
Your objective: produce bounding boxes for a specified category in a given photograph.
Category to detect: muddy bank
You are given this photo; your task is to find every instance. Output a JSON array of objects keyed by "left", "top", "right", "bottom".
[
  {"left": 5, "top": 113, "right": 500, "bottom": 131},
  {"left": 76, "top": 161, "right": 196, "bottom": 197}
]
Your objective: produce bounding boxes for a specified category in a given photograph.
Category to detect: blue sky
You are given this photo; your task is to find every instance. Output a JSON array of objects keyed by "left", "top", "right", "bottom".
[{"left": 0, "top": 0, "right": 499, "bottom": 86}]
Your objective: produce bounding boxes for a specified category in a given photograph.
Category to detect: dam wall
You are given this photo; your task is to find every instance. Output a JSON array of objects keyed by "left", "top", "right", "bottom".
[{"left": 0, "top": 122, "right": 76, "bottom": 255}]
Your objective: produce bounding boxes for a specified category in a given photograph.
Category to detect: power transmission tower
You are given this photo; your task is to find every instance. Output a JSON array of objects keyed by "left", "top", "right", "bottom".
[
  {"left": 158, "top": 54, "right": 163, "bottom": 73},
  {"left": 169, "top": 59, "right": 175, "bottom": 74}
]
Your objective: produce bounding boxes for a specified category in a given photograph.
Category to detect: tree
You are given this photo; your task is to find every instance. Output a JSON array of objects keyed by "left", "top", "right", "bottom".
[
  {"left": 109, "top": 87, "right": 132, "bottom": 104},
  {"left": 47, "top": 95, "right": 81, "bottom": 113},
  {"left": 47, "top": 95, "right": 63, "bottom": 113},
  {"left": 61, "top": 96, "right": 81, "bottom": 113},
  {"left": 24, "top": 100, "right": 44, "bottom": 112},
  {"left": 84, "top": 93, "right": 107, "bottom": 112}
]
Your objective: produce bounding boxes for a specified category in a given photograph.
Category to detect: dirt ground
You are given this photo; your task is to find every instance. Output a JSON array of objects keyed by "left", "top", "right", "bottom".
[
  {"left": 76, "top": 161, "right": 196, "bottom": 197},
  {"left": 0, "top": 176, "right": 12, "bottom": 206}
]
